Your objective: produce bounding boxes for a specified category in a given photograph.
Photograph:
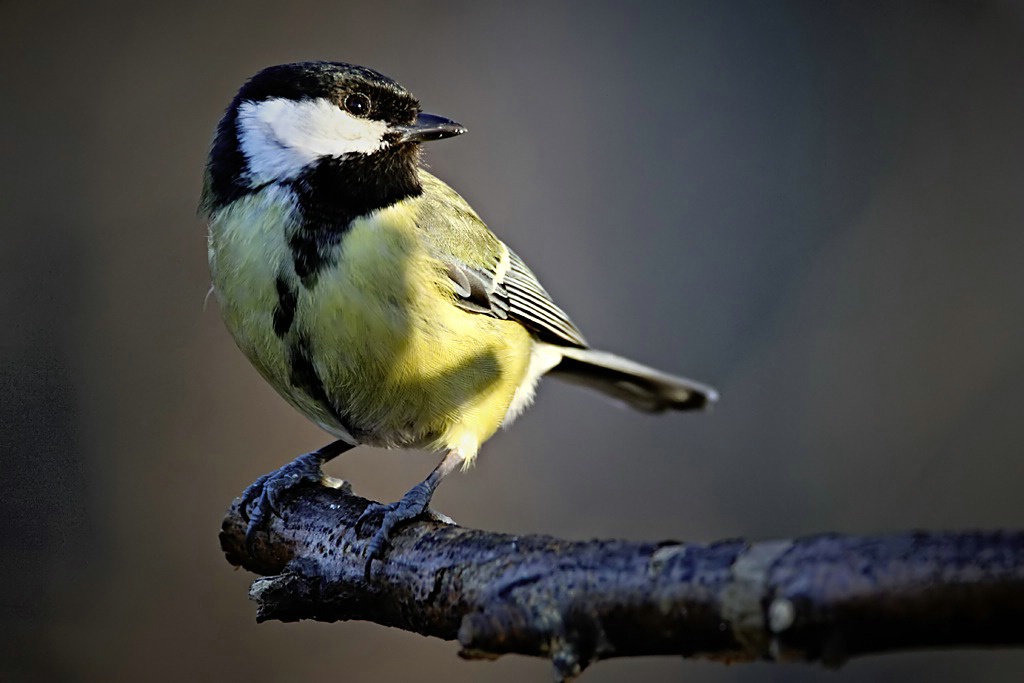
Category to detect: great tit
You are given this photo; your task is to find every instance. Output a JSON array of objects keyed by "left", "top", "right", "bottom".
[{"left": 201, "top": 61, "right": 717, "bottom": 564}]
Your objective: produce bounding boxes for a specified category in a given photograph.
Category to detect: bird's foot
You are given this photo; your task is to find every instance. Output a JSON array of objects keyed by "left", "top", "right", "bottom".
[
  {"left": 240, "top": 450, "right": 350, "bottom": 552},
  {"left": 355, "top": 481, "right": 438, "bottom": 572}
]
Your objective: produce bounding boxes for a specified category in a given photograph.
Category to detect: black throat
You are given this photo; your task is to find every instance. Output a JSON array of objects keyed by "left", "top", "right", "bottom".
[{"left": 287, "top": 146, "right": 422, "bottom": 287}]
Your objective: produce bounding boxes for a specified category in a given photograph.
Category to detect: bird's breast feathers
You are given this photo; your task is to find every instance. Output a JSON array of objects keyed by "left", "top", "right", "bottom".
[{"left": 208, "top": 186, "right": 533, "bottom": 457}]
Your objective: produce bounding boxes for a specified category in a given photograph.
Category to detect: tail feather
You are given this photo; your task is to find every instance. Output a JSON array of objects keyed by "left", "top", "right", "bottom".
[{"left": 548, "top": 347, "right": 718, "bottom": 413}]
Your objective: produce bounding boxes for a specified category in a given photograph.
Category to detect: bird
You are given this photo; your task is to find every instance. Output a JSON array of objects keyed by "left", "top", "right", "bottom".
[{"left": 200, "top": 61, "right": 717, "bottom": 567}]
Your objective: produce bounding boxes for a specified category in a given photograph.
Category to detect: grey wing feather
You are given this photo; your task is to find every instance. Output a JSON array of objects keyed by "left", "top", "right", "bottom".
[
  {"left": 504, "top": 251, "right": 587, "bottom": 347},
  {"left": 444, "top": 261, "right": 510, "bottom": 318},
  {"left": 446, "top": 249, "right": 588, "bottom": 348}
]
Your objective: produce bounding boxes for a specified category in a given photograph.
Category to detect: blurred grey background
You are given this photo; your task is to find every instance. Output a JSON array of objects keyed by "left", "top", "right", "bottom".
[{"left": 3, "top": 0, "right": 1023, "bottom": 681}]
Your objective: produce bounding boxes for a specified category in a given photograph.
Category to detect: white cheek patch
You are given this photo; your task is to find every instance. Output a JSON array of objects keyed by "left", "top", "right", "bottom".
[{"left": 236, "top": 97, "right": 390, "bottom": 184}]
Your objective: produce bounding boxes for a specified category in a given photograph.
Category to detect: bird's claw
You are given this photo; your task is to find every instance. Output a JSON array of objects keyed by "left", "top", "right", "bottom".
[
  {"left": 240, "top": 453, "right": 326, "bottom": 553},
  {"left": 355, "top": 483, "right": 435, "bottom": 574},
  {"left": 354, "top": 501, "right": 403, "bottom": 571},
  {"left": 354, "top": 500, "right": 397, "bottom": 535}
]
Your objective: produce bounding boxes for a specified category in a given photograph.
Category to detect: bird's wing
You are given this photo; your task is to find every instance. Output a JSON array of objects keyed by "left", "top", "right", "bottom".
[
  {"left": 444, "top": 248, "right": 588, "bottom": 348},
  {"left": 416, "top": 171, "right": 588, "bottom": 348}
]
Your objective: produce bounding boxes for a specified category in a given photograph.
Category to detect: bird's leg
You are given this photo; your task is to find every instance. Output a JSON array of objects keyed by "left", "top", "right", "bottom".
[
  {"left": 356, "top": 449, "right": 465, "bottom": 569},
  {"left": 240, "top": 439, "right": 355, "bottom": 552}
]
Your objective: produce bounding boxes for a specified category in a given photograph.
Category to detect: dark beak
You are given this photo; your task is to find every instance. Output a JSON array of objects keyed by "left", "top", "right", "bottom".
[{"left": 395, "top": 112, "right": 467, "bottom": 144}]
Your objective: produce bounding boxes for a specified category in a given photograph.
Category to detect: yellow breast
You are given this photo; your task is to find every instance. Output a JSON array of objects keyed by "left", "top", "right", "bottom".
[
  {"left": 209, "top": 189, "right": 533, "bottom": 461},
  {"left": 306, "top": 202, "right": 533, "bottom": 458}
]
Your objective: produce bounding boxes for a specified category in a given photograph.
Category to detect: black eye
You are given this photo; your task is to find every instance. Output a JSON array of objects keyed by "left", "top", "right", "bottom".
[{"left": 344, "top": 93, "right": 371, "bottom": 117}]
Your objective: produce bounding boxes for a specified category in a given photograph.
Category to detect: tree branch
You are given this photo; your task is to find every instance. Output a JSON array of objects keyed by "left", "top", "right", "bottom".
[{"left": 220, "top": 483, "right": 1024, "bottom": 680}]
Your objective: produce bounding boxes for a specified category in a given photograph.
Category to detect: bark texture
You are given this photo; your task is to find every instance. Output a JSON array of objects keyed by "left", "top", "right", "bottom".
[{"left": 220, "top": 482, "right": 1024, "bottom": 680}]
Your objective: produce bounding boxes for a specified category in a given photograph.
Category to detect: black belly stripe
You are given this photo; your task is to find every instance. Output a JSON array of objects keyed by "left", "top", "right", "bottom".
[
  {"left": 272, "top": 276, "right": 298, "bottom": 337},
  {"left": 287, "top": 336, "right": 363, "bottom": 439},
  {"left": 287, "top": 336, "right": 334, "bottom": 411},
  {"left": 286, "top": 149, "right": 424, "bottom": 288},
  {"left": 288, "top": 228, "right": 342, "bottom": 288}
]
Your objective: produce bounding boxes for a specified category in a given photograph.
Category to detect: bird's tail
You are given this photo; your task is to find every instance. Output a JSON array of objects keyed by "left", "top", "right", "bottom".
[{"left": 548, "top": 346, "right": 718, "bottom": 413}]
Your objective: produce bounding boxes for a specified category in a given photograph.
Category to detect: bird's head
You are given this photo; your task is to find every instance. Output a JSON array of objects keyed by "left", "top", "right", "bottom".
[{"left": 202, "top": 62, "right": 465, "bottom": 214}]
